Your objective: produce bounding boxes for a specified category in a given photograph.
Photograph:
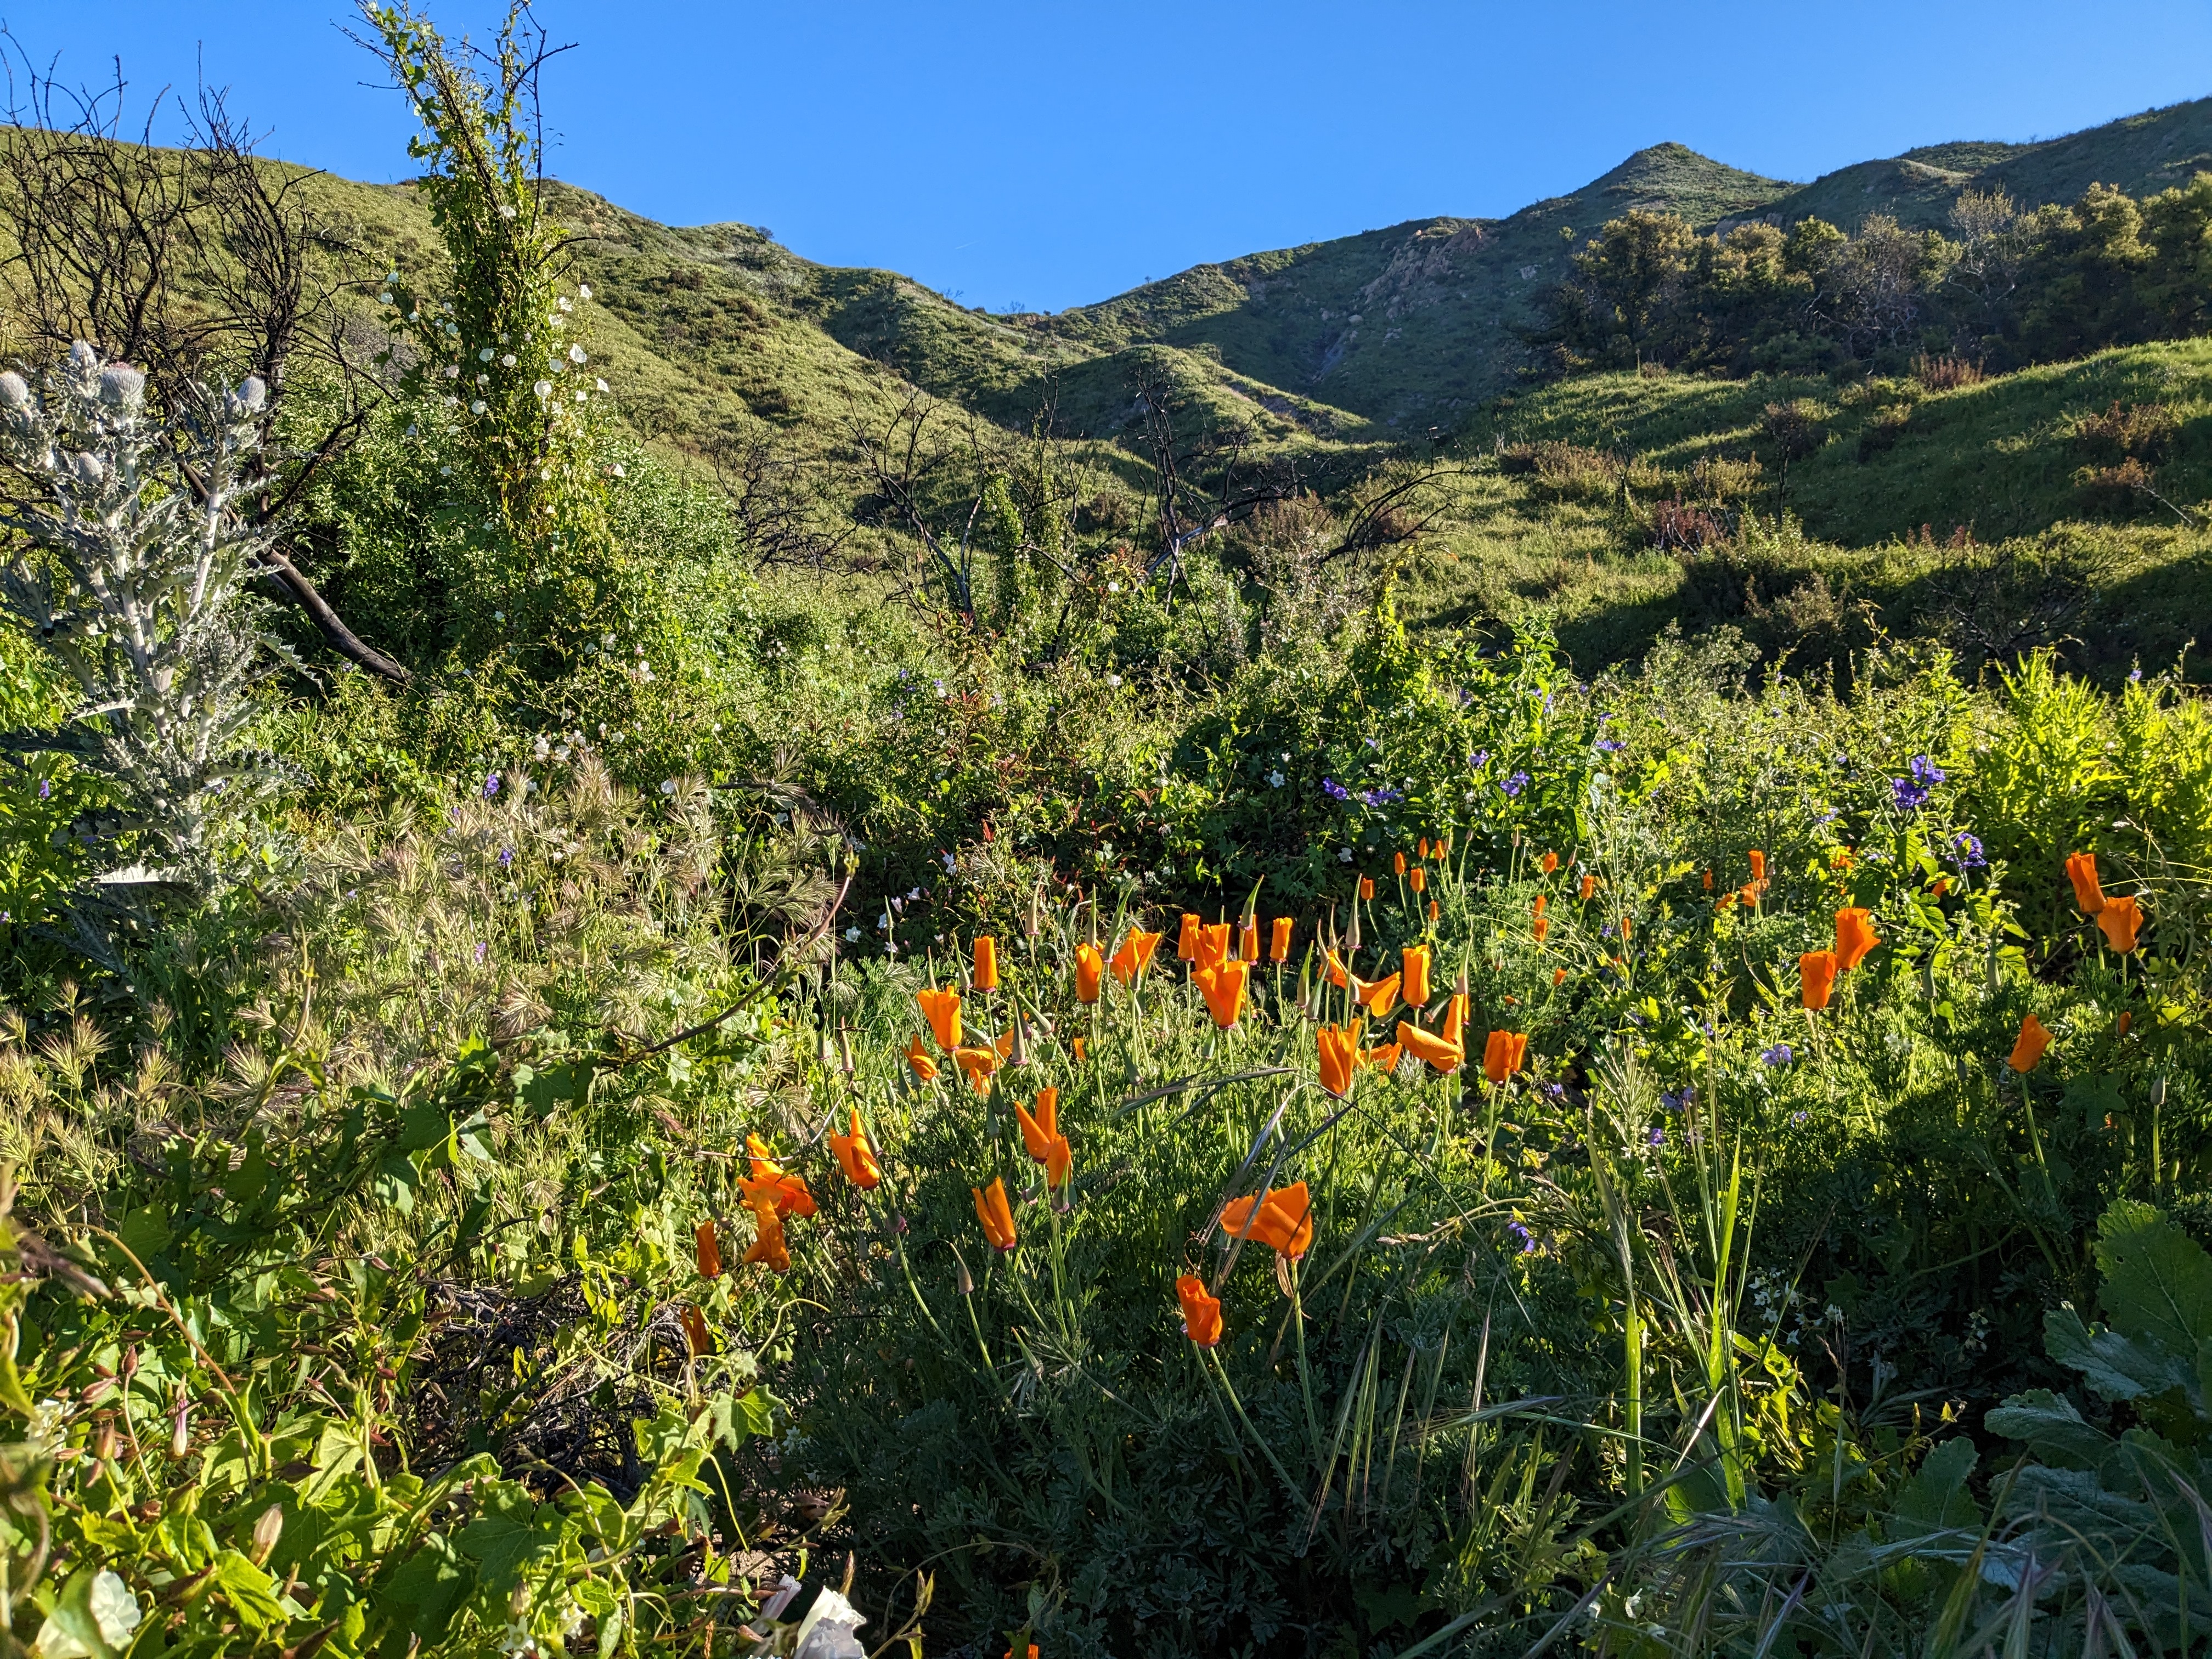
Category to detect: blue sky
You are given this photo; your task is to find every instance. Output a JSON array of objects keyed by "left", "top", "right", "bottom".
[{"left": 8, "top": 2, "right": 2210, "bottom": 312}]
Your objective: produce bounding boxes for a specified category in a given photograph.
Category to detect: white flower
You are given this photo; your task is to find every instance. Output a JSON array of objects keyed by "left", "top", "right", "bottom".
[
  {"left": 379, "top": 292, "right": 394, "bottom": 306},
  {"left": 1105, "top": 673, "right": 1122, "bottom": 687},
  {"left": 470, "top": 399, "right": 487, "bottom": 414},
  {"left": 494, "top": 610, "right": 506, "bottom": 621},
  {"left": 941, "top": 852, "right": 956, "bottom": 871},
  {"left": 595, "top": 377, "right": 609, "bottom": 392},
  {"left": 1268, "top": 770, "right": 1285, "bottom": 787},
  {"left": 557, "top": 296, "right": 572, "bottom": 312},
  {"left": 498, "top": 331, "right": 510, "bottom": 345},
  {"left": 478, "top": 347, "right": 494, "bottom": 362},
  {"left": 444, "top": 363, "right": 460, "bottom": 377},
  {"left": 500, "top": 353, "right": 516, "bottom": 367},
  {"left": 498, "top": 202, "right": 518, "bottom": 219},
  {"left": 578, "top": 283, "right": 592, "bottom": 300},
  {"left": 440, "top": 465, "right": 453, "bottom": 476},
  {"left": 602, "top": 632, "right": 616, "bottom": 646},
  {"left": 1339, "top": 847, "right": 1354, "bottom": 862},
  {"left": 87, "top": 1570, "right": 143, "bottom": 1648},
  {"left": 568, "top": 343, "right": 587, "bottom": 363},
  {"left": 1107, "top": 580, "right": 1122, "bottom": 593},
  {"left": 476, "top": 373, "right": 489, "bottom": 385},
  {"left": 659, "top": 779, "right": 676, "bottom": 794},
  {"left": 534, "top": 380, "right": 552, "bottom": 399},
  {"left": 843, "top": 926, "right": 860, "bottom": 942},
  {"left": 573, "top": 390, "right": 587, "bottom": 402},
  {"left": 611, "top": 463, "right": 625, "bottom": 477}
]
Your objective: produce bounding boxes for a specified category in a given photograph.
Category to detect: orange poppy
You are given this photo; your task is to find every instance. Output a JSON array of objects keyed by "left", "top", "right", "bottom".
[
  {"left": 1111, "top": 928, "right": 1162, "bottom": 985},
  {"left": 1737, "top": 883, "right": 1759, "bottom": 907},
  {"left": 1075, "top": 941, "right": 1104, "bottom": 1003},
  {"left": 1363, "top": 1040, "right": 1402, "bottom": 1072},
  {"left": 1013, "top": 1088, "right": 1060, "bottom": 1163},
  {"left": 1541, "top": 850, "right": 1560, "bottom": 874},
  {"left": 1835, "top": 907, "right": 1879, "bottom": 972},
  {"left": 1579, "top": 874, "right": 1597, "bottom": 901},
  {"left": 1481, "top": 1030, "right": 1528, "bottom": 1085},
  {"left": 744, "top": 1136, "right": 817, "bottom": 1217},
  {"left": 1533, "top": 894, "right": 1548, "bottom": 918},
  {"left": 1553, "top": 967, "right": 1566, "bottom": 986},
  {"left": 829, "top": 1107, "right": 881, "bottom": 1189},
  {"left": 952, "top": 1046, "right": 1001, "bottom": 1092},
  {"left": 2064, "top": 851, "right": 2106, "bottom": 915},
  {"left": 681, "top": 1305, "right": 713, "bottom": 1355},
  {"left": 1702, "top": 868, "right": 1714, "bottom": 891},
  {"left": 1748, "top": 849, "right": 1767, "bottom": 887},
  {"left": 1270, "top": 917, "right": 1293, "bottom": 961},
  {"left": 1195, "top": 960, "right": 1250, "bottom": 1029},
  {"left": 1176, "top": 913, "right": 1201, "bottom": 960},
  {"left": 2117, "top": 1010, "right": 2133, "bottom": 1039},
  {"left": 916, "top": 987, "right": 962, "bottom": 1051},
  {"left": 1222, "top": 1181, "right": 1313, "bottom": 1258},
  {"left": 1197, "top": 922, "right": 1232, "bottom": 972},
  {"left": 1073, "top": 1036, "right": 1088, "bottom": 1063},
  {"left": 1428, "top": 899, "right": 1440, "bottom": 921},
  {"left": 1532, "top": 915, "right": 1550, "bottom": 942},
  {"left": 973, "top": 1177, "right": 1017, "bottom": 1251},
  {"left": 905, "top": 1033, "right": 939, "bottom": 1082},
  {"left": 1359, "top": 876, "right": 1376, "bottom": 901},
  {"left": 1395, "top": 850, "right": 1408, "bottom": 875},
  {"left": 1177, "top": 1273, "right": 1223, "bottom": 1347},
  {"left": 1043, "top": 1133, "right": 1071, "bottom": 1188},
  {"left": 1800, "top": 950, "right": 1838, "bottom": 1011},
  {"left": 696, "top": 1219, "right": 723, "bottom": 1279},
  {"left": 1317, "top": 1024, "right": 1358, "bottom": 1096},
  {"left": 1324, "top": 947, "right": 1352, "bottom": 989},
  {"left": 742, "top": 1198, "right": 790, "bottom": 1272},
  {"left": 973, "top": 935, "right": 998, "bottom": 991},
  {"left": 1239, "top": 917, "right": 1260, "bottom": 960},
  {"left": 1397, "top": 1019, "right": 1463, "bottom": 1073},
  {"left": 1402, "top": 945, "right": 1432, "bottom": 1008},
  {"left": 2097, "top": 895, "right": 2142, "bottom": 952},
  {"left": 1409, "top": 866, "right": 1427, "bottom": 893},
  {"left": 1355, "top": 971, "right": 1401, "bottom": 1016},
  {"left": 2008, "top": 1013, "right": 2052, "bottom": 1073},
  {"left": 1441, "top": 991, "right": 1467, "bottom": 1052},
  {"left": 1419, "top": 838, "right": 1431, "bottom": 859},
  {"left": 1620, "top": 915, "right": 1633, "bottom": 941}
]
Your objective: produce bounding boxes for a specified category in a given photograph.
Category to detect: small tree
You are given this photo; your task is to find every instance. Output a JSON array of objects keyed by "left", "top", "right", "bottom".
[{"left": 0, "top": 343, "right": 285, "bottom": 921}]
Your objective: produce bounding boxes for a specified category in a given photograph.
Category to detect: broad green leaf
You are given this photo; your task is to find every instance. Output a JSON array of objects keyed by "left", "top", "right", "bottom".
[
  {"left": 2093, "top": 1199, "right": 2212, "bottom": 1355},
  {"left": 1891, "top": 1436, "right": 1980, "bottom": 1535},
  {"left": 1985, "top": 1389, "right": 2113, "bottom": 1469},
  {"left": 2045, "top": 1305, "right": 2192, "bottom": 1403}
]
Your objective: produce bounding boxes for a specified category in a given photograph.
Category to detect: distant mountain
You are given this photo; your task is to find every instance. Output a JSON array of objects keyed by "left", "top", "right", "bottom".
[{"left": 261, "top": 93, "right": 2212, "bottom": 464}]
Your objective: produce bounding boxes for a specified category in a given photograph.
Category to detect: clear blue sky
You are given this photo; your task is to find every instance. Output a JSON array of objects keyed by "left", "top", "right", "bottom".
[{"left": 7, "top": 2, "right": 2209, "bottom": 312}]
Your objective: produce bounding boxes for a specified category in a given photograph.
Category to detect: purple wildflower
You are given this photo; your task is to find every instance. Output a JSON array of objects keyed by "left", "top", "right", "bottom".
[
  {"left": 1954, "top": 832, "right": 1985, "bottom": 869},
  {"left": 1469, "top": 750, "right": 1490, "bottom": 769},
  {"left": 1507, "top": 1221, "right": 1537, "bottom": 1255},
  {"left": 1761, "top": 1042, "right": 1794, "bottom": 1068},
  {"left": 1322, "top": 777, "right": 1351, "bottom": 802},
  {"left": 1501, "top": 771, "right": 1529, "bottom": 798},
  {"left": 1596, "top": 738, "right": 1624, "bottom": 753},
  {"left": 37, "top": 779, "right": 48, "bottom": 799},
  {"left": 498, "top": 846, "right": 515, "bottom": 869},
  {"left": 483, "top": 772, "right": 502, "bottom": 799},
  {"left": 473, "top": 941, "right": 488, "bottom": 965},
  {"left": 1649, "top": 1125, "right": 1665, "bottom": 1147}
]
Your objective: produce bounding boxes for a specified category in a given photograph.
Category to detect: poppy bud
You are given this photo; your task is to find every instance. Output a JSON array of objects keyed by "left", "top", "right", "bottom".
[{"left": 252, "top": 1504, "right": 285, "bottom": 1566}]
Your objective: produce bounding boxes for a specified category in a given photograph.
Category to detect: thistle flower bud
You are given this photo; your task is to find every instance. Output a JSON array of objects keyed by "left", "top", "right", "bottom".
[
  {"left": 67, "top": 340, "right": 99, "bottom": 378},
  {"left": 0, "top": 371, "right": 29, "bottom": 408},
  {"left": 98, "top": 365, "right": 145, "bottom": 408},
  {"left": 229, "top": 377, "right": 267, "bottom": 416},
  {"left": 71, "top": 452, "right": 106, "bottom": 486}
]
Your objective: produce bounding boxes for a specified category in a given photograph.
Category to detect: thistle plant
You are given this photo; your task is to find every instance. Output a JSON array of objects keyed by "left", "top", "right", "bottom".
[{"left": 0, "top": 341, "right": 284, "bottom": 911}]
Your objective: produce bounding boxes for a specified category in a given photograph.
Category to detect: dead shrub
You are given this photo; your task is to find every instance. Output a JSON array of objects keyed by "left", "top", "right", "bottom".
[
  {"left": 1913, "top": 353, "right": 1984, "bottom": 391},
  {"left": 2070, "top": 400, "right": 2179, "bottom": 464},
  {"left": 1651, "top": 498, "right": 1728, "bottom": 551},
  {"left": 2073, "top": 455, "right": 2158, "bottom": 514}
]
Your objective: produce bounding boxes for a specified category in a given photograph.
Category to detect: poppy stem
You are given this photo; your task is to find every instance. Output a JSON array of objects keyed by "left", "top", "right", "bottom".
[{"left": 1206, "top": 1348, "right": 1301, "bottom": 1499}]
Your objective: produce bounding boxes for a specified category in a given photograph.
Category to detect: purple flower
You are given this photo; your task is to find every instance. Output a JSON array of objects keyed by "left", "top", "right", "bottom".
[
  {"left": 1469, "top": 750, "right": 1490, "bottom": 769},
  {"left": 1660, "top": 1086, "right": 1696, "bottom": 1111},
  {"left": 1911, "top": 755, "right": 1946, "bottom": 785},
  {"left": 1322, "top": 777, "right": 1351, "bottom": 802},
  {"left": 1649, "top": 1125, "right": 1665, "bottom": 1147},
  {"left": 36, "top": 779, "right": 48, "bottom": 799},
  {"left": 1596, "top": 738, "right": 1625, "bottom": 753},
  {"left": 1361, "top": 785, "right": 1404, "bottom": 808},
  {"left": 1761, "top": 1043, "right": 1794, "bottom": 1068},
  {"left": 473, "top": 941, "right": 488, "bottom": 965},
  {"left": 1790, "top": 1110, "right": 1809, "bottom": 1125},
  {"left": 1541, "top": 1081, "right": 1566, "bottom": 1099},
  {"left": 1506, "top": 1221, "right": 1537, "bottom": 1254},
  {"left": 498, "top": 846, "right": 515, "bottom": 869},
  {"left": 1501, "top": 771, "right": 1529, "bottom": 798},
  {"left": 1954, "top": 832, "right": 1985, "bottom": 869},
  {"left": 483, "top": 772, "right": 502, "bottom": 798}
]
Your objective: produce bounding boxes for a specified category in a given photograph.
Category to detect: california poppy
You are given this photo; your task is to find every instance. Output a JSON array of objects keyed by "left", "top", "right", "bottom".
[
  {"left": 744, "top": 1136, "right": 817, "bottom": 1217},
  {"left": 1409, "top": 867, "right": 1427, "bottom": 893},
  {"left": 973, "top": 1178, "right": 1017, "bottom": 1252},
  {"left": 952, "top": 1046, "right": 1000, "bottom": 1092},
  {"left": 1355, "top": 971, "right": 1401, "bottom": 1016},
  {"left": 1043, "top": 1133, "right": 1071, "bottom": 1188},
  {"left": 1177, "top": 1273, "right": 1223, "bottom": 1347},
  {"left": 1748, "top": 849, "right": 1767, "bottom": 887},
  {"left": 1737, "top": 883, "right": 1759, "bottom": 907},
  {"left": 1176, "top": 913, "right": 1201, "bottom": 961},
  {"left": 916, "top": 987, "right": 962, "bottom": 1051},
  {"left": 829, "top": 1107, "right": 881, "bottom": 1189},
  {"left": 1429, "top": 899, "right": 1440, "bottom": 921},
  {"left": 1195, "top": 960, "right": 1250, "bottom": 1029},
  {"left": 1395, "top": 850, "right": 1408, "bottom": 875},
  {"left": 1398, "top": 1019, "right": 1463, "bottom": 1073},
  {"left": 1481, "top": 1030, "right": 1528, "bottom": 1085},
  {"left": 2008, "top": 1013, "right": 2052, "bottom": 1073},
  {"left": 1532, "top": 915, "right": 1550, "bottom": 942},
  {"left": 1111, "top": 928, "right": 1162, "bottom": 985},
  {"left": 742, "top": 1198, "right": 790, "bottom": 1273},
  {"left": 1197, "top": 922, "right": 1232, "bottom": 972},
  {"left": 1441, "top": 991, "right": 1467, "bottom": 1052},
  {"left": 681, "top": 1304, "right": 713, "bottom": 1355},
  {"left": 1317, "top": 1024, "right": 1358, "bottom": 1096},
  {"left": 1363, "top": 1040, "right": 1402, "bottom": 1073},
  {"left": 1835, "top": 907, "right": 1879, "bottom": 972},
  {"left": 1270, "top": 917, "right": 1293, "bottom": 961},
  {"left": 2097, "top": 895, "right": 2142, "bottom": 953},
  {"left": 2064, "top": 851, "right": 2106, "bottom": 915},
  {"left": 2118, "top": 1010, "right": 2133, "bottom": 1039},
  {"left": 1359, "top": 876, "right": 1376, "bottom": 901},
  {"left": 1702, "top": 868, "right": 1714, "bottom": 890},
  {"left": 905, "top": 1033, "right": 939, "bottom": 1082},
  {"left": 973, "top": 935, "right": 998, "bottom": 991},
  {"left": 1013, "top": 1088, "right": 1060, "bottom": 1163},
  {"left": 1073, "top": 1036, "right": 1088, "bottom": 1062},
  {"left": 1222, "top": 1181, "right": 1313, "bottom": 1258},
  {"left": 1419, "top": 837, "right": 1431, "bottom": 859},
  {"left": 696, "top": 1219, "right": 723, "bottom": 1279},
  {"left": 1800, "top": 950, "right": 1838, "bottom": 1011},
  {"left": 1239, "top": 917, "right": 1260, "bottom": 961},
  {"left": 1541, "top": 850, "right": 1560, "bottom": 874},
  {"left": 1402, "top": 945, "right": 1432, "bottom": 1008},
  {"left": 1553, "top": 967, "right": 1566, "bottom": 986},
  {"left": 1579, "top": 874, "right": 1597, "bottom": 901},
  {"left": 1324, "top": 947, "right": 1353, "bottom": 989},
  {"left": 1075, "top": 941, "right": 1104, "bottom": 1004}
]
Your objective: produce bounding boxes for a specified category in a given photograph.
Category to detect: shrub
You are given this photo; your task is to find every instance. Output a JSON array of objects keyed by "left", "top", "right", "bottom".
[{"left": 1912, "top": 351, "right": 1985, "bottom": 390}]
